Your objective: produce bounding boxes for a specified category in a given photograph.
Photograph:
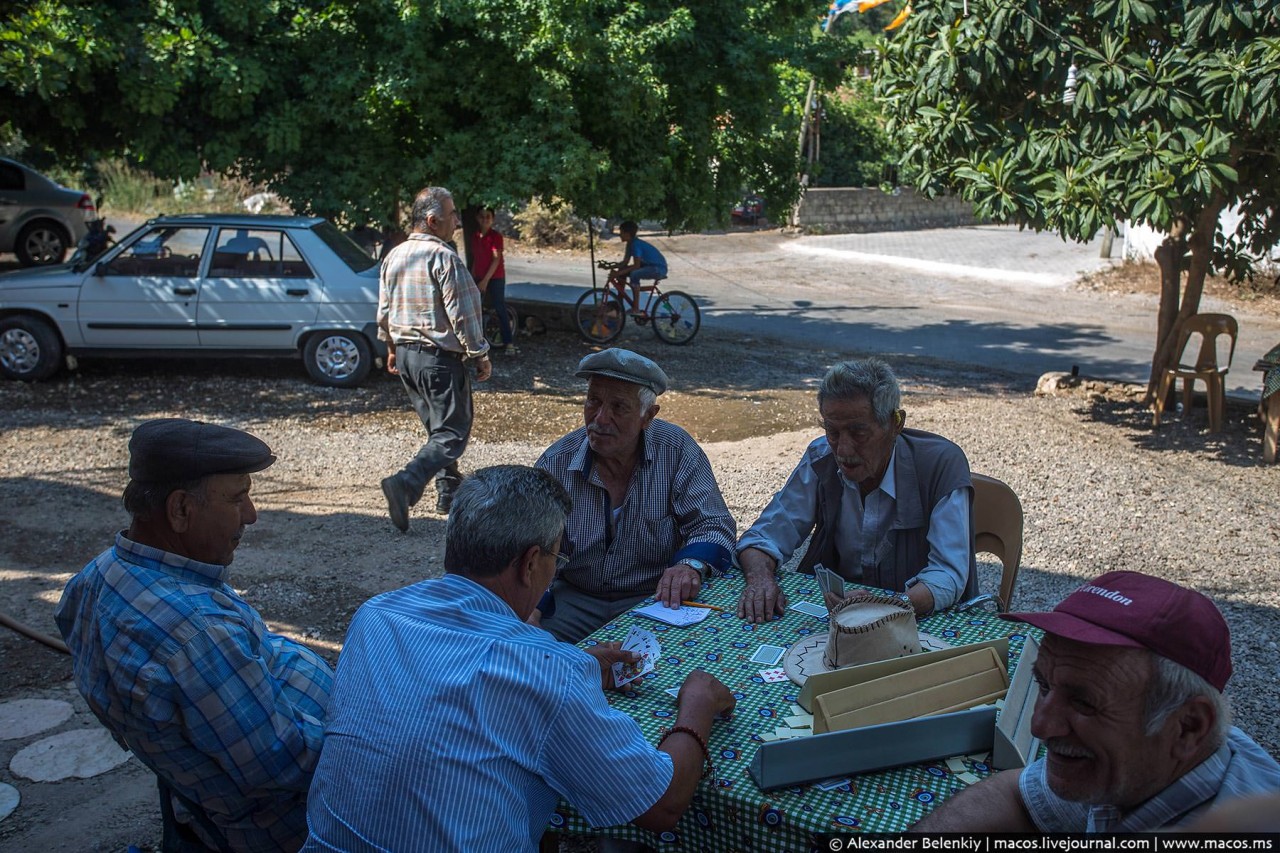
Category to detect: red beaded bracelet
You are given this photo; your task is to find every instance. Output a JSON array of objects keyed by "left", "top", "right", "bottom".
[{"left": 658, "top": 725, "right": 715, "bottom": 780}]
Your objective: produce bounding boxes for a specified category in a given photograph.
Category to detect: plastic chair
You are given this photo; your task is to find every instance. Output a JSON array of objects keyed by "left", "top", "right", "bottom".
[
  {"left": 956, "top": 472, "right": 1024, "bottom": 613},
  {"left": 1151, "top": 313, "right": 1238, "bottom": 433}
]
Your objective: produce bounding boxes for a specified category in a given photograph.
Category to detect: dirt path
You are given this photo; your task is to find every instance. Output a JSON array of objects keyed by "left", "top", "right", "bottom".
[{"left": 3, "top": 233, "right": 1279, "bottom": 850}]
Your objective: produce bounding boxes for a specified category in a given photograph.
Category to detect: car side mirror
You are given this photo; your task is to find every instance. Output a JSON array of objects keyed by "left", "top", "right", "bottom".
[{"left": 93, "top": 261, "right": 107, "bottom": 277}]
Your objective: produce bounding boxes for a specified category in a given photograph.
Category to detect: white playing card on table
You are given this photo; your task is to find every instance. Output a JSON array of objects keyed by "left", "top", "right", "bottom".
[
  {"left": 790, "top": 601, "right": 827, "bottom": 618},
  {"left": 758, "top": 668, "right": 788, "bottom": 683}
]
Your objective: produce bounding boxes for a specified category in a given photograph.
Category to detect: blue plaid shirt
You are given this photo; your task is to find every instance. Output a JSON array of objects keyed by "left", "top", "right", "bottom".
[
  {"left": 536, "top": 419, "right": 735, "bottom": 599},
  {"left": 55, "top": 533, "right": 334, "bottom": 853}
]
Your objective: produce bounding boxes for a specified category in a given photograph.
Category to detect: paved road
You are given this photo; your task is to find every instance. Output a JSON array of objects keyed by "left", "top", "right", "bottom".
[{"left": 505, "top": 225, "right": 1279, "bottom": 399}]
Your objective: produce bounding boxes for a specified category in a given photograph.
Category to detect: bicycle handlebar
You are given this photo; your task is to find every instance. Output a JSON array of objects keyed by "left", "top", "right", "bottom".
[{"left": 597, "top": 260, "right": 624, "bottom": 270}]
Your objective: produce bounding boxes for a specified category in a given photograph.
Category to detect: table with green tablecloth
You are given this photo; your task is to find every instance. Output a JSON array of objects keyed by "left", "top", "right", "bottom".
[{"left": 546, "top": 570, "right": 1037, "bottom": 849}]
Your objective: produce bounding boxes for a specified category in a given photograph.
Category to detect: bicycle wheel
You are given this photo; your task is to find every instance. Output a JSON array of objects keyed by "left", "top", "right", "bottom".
[
  {"left": 650, "top": 291, "right": 700, "bottom": 344},
  {"left": 484, "top": 305, "right": 519, "bottom": 344},
  {"left": 575, "top": 289, "right": 626, "bottom": 344}
]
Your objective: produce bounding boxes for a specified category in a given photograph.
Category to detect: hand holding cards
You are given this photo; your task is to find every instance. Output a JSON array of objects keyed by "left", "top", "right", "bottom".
[{"left": 611, "top": 626, "right": 661, "bottom": 688}]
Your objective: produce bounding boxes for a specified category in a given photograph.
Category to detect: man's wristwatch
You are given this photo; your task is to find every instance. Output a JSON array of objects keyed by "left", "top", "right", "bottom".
[{"left": 683, "top": 559, "right": 711, "bottom": 582}]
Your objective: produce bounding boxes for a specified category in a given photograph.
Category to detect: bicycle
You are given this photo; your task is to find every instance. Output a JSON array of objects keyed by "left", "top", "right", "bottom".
[
  {"left": 574, "top": 261, "right": 701, "bottom": 345},
  {"left": 483, "top": 303, "right": 518, "bottom": 347}
]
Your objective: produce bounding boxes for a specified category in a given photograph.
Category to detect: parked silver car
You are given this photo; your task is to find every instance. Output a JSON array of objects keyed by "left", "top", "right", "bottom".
[
  {"left": 0, "top": 157, "right": 96, "bottom": 266},
  {"left": 0, "top": 214, "right": 384, "bottom": 387}
]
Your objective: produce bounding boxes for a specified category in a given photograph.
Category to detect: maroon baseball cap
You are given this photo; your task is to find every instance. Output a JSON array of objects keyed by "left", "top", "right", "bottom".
[{"left": 1000, "top": 571, "right": 1232, "bottom": 691}]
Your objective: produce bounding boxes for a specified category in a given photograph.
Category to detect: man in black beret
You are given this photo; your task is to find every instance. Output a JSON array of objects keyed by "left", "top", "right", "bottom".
[{"left": 56, "top": 418, "right": 334, "bottom": 852}]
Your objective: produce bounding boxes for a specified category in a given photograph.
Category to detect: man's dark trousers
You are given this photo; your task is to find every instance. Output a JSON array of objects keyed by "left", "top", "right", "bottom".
[{"left": 392, "top": 345, "right": 472, "bottom": 504}]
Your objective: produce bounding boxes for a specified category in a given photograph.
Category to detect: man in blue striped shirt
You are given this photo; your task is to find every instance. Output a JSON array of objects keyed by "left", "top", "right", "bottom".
[
  {"left": 304, "top": 465, "right": 736, "bottom": 851},
  {"left": 55, "top": 418, "right": 334, "bottom": 852},
  {"left": 535, "top": 348, "right": 736, "bottom": 643}
]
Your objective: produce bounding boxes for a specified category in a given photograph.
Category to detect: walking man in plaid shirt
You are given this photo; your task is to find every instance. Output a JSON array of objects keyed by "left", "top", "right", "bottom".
[
  {"left": 377, "top": 186, "right": 491, "bottom": 530},
  {"left": 56, "top": 418, "right": 334, "bottom": 852}
]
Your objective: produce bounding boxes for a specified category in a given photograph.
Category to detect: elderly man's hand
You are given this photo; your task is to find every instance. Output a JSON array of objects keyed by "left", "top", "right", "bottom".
[
  {"left": 736, "top": 547, "right": 788, "bottom": 623},
  {"left": 656, "top": 563, "right": 702, "bottom": 609},
  {"left": 585, "top": 642, "right": 640, "bottom": 692},
  {"left": 738, "top": 575, "right": 788, "bottom": 623}
]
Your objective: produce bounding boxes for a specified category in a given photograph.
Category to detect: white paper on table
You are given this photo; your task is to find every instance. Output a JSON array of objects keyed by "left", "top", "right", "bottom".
[{"left": 633, "top": 601, "right": 711, "bottom": 627}]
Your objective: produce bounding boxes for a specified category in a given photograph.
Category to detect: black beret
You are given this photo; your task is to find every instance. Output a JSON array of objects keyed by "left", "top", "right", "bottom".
[{"left": 128, "top": 418, "right": 276, "bottom": 483}]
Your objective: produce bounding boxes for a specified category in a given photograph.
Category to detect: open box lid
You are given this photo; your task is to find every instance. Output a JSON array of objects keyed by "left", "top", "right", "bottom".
[{"left": 749, "top": 636, "right": 1041, "bottom": 790}]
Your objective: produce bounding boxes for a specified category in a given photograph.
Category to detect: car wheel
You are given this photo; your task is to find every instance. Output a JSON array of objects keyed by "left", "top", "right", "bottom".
[
  {"left": 0, "top": 316, "right": 64, "bottom": 381},
  {"left": 14, "top": 221, "right": 70, "bottom": 267},
  {"left": 303, "top": 331, "right": 372, "bottom": 388}
]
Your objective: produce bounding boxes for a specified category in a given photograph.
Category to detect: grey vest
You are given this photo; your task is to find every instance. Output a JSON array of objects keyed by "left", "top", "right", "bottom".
[{"left": 797, "top": 429, "right": 978, "bottom": 600}]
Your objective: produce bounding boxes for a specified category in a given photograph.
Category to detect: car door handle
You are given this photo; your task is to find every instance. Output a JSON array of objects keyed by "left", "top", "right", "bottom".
[
  {"left": 173, "top": 286, "right": 197, "bottom": 296},
  {"left": 286, "top": 288, "right": 309, "bottom": 297}
]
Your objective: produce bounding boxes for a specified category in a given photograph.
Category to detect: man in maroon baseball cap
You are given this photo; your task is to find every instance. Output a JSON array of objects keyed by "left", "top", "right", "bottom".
[{"left": 914, "top": 571, "right": 1280, "bottom": 833}]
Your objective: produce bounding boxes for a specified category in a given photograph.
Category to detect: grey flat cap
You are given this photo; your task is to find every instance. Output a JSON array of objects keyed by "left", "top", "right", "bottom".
[
  {"left": 128, "top": 418, "right": 276, "bottom": 483},
  {"left": 575, "top": 348, "right": 668, "bottom": 395}
]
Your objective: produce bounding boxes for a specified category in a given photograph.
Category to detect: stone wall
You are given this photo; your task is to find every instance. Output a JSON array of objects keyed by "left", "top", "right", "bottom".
[{"left": 792, "top": 187, "right": 981, "bottom": 233}]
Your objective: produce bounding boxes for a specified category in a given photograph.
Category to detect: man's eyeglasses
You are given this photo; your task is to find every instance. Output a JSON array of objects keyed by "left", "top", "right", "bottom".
[{"left": 552, "top": 536, "right": 574, "bottom": 572}]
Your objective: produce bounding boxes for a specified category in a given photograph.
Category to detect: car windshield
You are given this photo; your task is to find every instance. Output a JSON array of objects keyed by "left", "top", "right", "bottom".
[{"left": 312, "top": 221, "right": 378, "bottom": 273}]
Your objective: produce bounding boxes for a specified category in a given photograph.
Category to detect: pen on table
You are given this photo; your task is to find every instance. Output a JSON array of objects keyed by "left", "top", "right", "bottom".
[{"left": 681, "top": 601, "right": 725, "bottom": 611}]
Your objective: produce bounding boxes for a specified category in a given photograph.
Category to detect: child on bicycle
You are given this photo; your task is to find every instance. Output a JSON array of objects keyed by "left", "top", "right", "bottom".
[{"left": 609, "top": 220, "right": 668, "bottom": 315}]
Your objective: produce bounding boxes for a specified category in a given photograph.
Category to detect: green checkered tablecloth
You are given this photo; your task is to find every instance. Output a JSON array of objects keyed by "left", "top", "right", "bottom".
[{"left": 548, "top": 570, "right": 1036, "bottom": 850}]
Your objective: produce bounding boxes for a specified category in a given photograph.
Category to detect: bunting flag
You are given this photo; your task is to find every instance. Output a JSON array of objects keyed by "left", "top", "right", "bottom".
[
  {"left": 884, "top": 3, "right": 913, "bottom": 29},
  {"left": 826, "top": 0, "right": 913, "bottom": 32}
]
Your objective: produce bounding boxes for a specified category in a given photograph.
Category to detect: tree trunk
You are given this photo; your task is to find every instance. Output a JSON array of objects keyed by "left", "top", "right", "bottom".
[
  {"left": 1145, "top": 222, "right": 1187, "bottom": 401},
  {"left": 1143, "top": 193, "right": 1231, "bottom": 401}
]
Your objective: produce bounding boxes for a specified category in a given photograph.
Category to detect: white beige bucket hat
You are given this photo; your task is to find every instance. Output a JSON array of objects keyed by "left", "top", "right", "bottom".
[{"left": 782, "top": 594, "right": 949, "bottom": 685}]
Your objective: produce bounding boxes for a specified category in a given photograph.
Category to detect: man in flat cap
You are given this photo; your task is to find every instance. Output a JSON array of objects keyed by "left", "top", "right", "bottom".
[
  {"left": 913, "top": 571, "right": 1280, "bottom": 832},
  {"left": 534, "top": 348, "right": 735, "bottom": 643},
  {"left": 56, "top": 418, "right": 334, "bottom": 852}
]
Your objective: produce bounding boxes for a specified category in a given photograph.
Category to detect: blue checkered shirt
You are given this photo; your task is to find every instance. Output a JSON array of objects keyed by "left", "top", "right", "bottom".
[
  {"left": 55, "top": 533, "right": 334, "bottom": 853},
  {"left": 536, "top": 420, "right": 735, "bottom": 599}
]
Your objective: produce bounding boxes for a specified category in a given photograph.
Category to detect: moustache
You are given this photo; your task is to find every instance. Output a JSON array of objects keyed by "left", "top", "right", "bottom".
[
  {"left": 836, "top": 455, "right": 862, "bottom": 467},
  {"left": 1044, "top": 738, "right": 1094, "bottom": 760},
  {"left": 587, "top": 425, "right": 618, "bottom": 437}
]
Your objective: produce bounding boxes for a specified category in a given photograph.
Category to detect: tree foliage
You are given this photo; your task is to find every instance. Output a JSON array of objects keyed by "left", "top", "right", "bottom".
[
  {"left": 812, "top": 74, "right": 895, "bottom": 188},
  {"left": 1, "top": 0, "right": 842, "bottom": 230},
  {"left": 874, "top": 0, "right": 1280, "bottom": 396}
]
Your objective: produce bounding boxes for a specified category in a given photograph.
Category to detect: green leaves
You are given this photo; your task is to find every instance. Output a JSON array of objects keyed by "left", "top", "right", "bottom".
[
  {"left": 3, "top": 0, "right": 832, "bottom": 227},
  {"left": 874, "top": 0, "right": 1280, "bottom": 272}
]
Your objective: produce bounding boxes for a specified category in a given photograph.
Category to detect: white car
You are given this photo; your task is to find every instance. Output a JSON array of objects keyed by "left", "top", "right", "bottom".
[{"left": 0, "top": 214, "right": 384, "bottom": 387}]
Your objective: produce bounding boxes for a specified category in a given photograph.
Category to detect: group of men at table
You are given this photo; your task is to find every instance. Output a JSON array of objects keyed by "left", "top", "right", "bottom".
[{"left": 53, "top": 351, "right": 1280, "bottom": 851}]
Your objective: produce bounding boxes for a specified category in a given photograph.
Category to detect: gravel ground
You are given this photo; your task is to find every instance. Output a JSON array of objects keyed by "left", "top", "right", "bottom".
[{"left": 1, "top": 314, "right": 1278, "bottom": 849}]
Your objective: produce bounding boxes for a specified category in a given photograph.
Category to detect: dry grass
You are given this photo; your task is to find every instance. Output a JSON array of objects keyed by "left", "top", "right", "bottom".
[{"left": 1078, "top": 259, "right": 1280, "bottom": 319}]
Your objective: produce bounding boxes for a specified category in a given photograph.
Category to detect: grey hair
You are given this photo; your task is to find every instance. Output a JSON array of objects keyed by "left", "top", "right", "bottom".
[
  {"left": 444, "top": 466, "right": 572, "bottom": 578},
  {"left": 817, "top": 358, "right": 901, "bottom": 427},
  {"left": 1144, "top": 653, "right": 1231, "bottom": 747},
  {"left": 637, "top": 386, "right": 658, "bottom": 412},
  {"left": 122, "top": 477, "right": 207, "bottom": 521},
  {"left": 410, "top": 187, "right": 452, "bottom": 232}
]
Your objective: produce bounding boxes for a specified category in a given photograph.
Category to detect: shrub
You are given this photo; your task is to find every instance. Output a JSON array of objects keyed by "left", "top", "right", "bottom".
[{"left": 512, "top": 197, "right": 589, "bottom": 250}]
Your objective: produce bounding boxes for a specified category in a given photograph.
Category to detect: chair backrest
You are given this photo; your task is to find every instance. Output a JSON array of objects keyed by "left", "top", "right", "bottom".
[
  {"left": 971, "top": 472, "right": 1024, "bottom": 611},
  {"left": 1175, "top": 313, "right": 1238, "bottom": 374}
]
